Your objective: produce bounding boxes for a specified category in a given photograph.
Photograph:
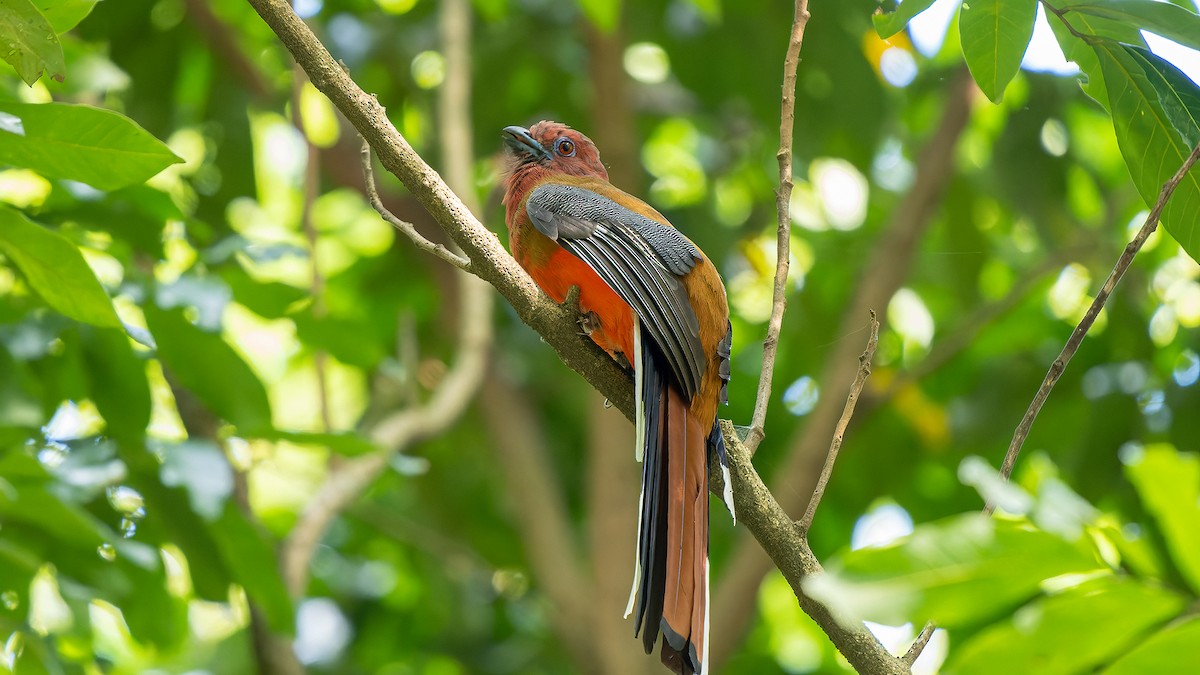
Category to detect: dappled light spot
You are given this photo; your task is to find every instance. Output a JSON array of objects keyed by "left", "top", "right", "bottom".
[
  {"left": 888, "top": 287, "right": 934, "bottom": 353},
  {"left": 783, "top": 375, "right": 819, "bottom": 416},
  {"left": 1047, "top": 263, "right": 1091, "bottom": 321},
  {"left": 624, "top": 42, "right": 670, "bottom": 84},
  {"left": 29, "top": 567, "right": 72, "bottom": 636},
  {"left": 0, "top": 169, "right": 49, "bottom": 208},
  {"left": 851, "top": 502, "right": 914, "bottom": 550},
  {"left": 411, "top": 50, "right": 446, "bottom": 90},
  {"left": 1174, "top": 350, "right": 1200, "bottom": 387},
  {"left": 880, "top": 48, "right": 918, "bottom": 87},
  {"left": 1039, "top": 119, "right": 1068, "bottom": 157},
  {"left": 376, "top": 0, "right": 416, "bottom": 14},
  {"left": 811, "top": 158, "right": 869, "bottom": 231},
  {"left": 643, "top": 117, "right": 707, "bottom": 207},
  {"left": 872, "top": 138, "right": 915, "bottom": 193},
  {"left": 295, "top": 598, "right": 352, "bottom": 665}
]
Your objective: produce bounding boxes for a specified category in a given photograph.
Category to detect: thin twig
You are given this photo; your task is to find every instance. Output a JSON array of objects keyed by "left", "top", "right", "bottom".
[
  {"left": 903, "top": 622, "right": 936, "bottom": 667},
  {"left": 745, "top": 0, "right": 812, "bottom": 455},
  {"left": 361, "top": 139, "right": 471, "bottom": 271},
  {"left": 800, "top": 311, "right": 879, "bottom": 531},
  {"left": 998, "top": 141, "right": 1200, "bottom": 487}
]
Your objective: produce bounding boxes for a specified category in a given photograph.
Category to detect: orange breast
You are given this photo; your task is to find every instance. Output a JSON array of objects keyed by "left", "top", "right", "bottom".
[{"left": 520, "top": 244, "right": 636, "bottom": 363}]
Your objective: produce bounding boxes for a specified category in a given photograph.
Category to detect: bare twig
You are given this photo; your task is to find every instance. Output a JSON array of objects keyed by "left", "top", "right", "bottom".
[
  {"left": 800, "top": 311, "right": 879, "bottom": 531},
  {"left": 746, "top": 0, "right": 812, "bottom": 455},
  {"left": 903, "top": 622, "right": 936, "bottom": 667},
  {"left": 999, "top": 140, "right": 1200, "bottom": 485},
  {"left": 361, "top": 139, "right": 471, "bottom": 271},
  {"left": 711, "top": 68, "right": 974, "bottom": 666}
]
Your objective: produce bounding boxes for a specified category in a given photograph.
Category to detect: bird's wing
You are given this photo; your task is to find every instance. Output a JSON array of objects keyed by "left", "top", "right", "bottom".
[{"left": 526, "top": 182, "right": 706, "bottom": 399}]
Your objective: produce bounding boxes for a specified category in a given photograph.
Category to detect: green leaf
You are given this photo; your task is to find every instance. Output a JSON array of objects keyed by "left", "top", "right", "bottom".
[
  {"left": 293, "top": 313, "right": 386, "bottom": 369},
  {"left": 806, "top": 515, "right": 1105, "bottom": 628},
  {"left": 253, "top": 429, "right": 379, "bottom": 457},
  {"left": 1106, "top": 615, "right": 1200, "bottom": 674},
  {"left": 210, "top": 501, "right": 294, "bottom": 634},
  {"left": 577, "top": 0, "right": 618, "bottom": 32},
  {"left": 34, "top": 0, "right": 98, "bottom": 33},
  {"left": 0, "top": 0, "right": 64, "bottom": 85},
  {"left": 1123, "top": 444, "right": 1200, "bottom": 593},
  {"left": 79, "top": 327, "right": 151, "bottom": 444},
  {"left": 945, "top": 577, "right": 1185, "bottom": 674},
  {"left": 959, "top": 0, "right": 1038, "bottom": 102},
  {"left": 1048, "top": 10, "right": 1110, "bottom": 108},
  {"left": 1095, "top": 44, "right": 1200, "bottom": 262},
  {"left": 873, "top": 0, "right": 939, "bottom": 39},
  {"left": 1064, "top": 0, "right": 1200, "bottom": 52},
  {"left": 0, "top": 205, "right": 121, "bottom": 327},
  {"left": 0, "top": 102, "right": 181, "bottom": 190},
  {"left": 143, "top": 305, "right": 273, "bottom": 433}
]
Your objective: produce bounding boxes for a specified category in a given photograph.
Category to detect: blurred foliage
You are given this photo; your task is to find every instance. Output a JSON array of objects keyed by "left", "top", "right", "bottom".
[{"left": 0, "top": 0, "right": 1197, "bottom": 674}]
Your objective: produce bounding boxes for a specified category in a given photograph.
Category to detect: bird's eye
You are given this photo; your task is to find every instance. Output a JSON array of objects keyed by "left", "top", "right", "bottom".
[{"left": 555, "top": 138, "right": 576, "bottom": 157}]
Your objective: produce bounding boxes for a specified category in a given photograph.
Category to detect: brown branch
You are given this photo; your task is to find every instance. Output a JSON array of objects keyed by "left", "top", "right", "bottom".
[
  {"left": 247, "top": 1, "right": 908, "bottom": 671},
  {"left": 362, "top": 140, "right": 472, "bottom": 271},
  {"left": 903, "top": 622, "right": 936, "bottom": 667},
  {"left": 745, "top": 0, "right": 812, "bottom": 454},
  {"left": 998, "top": 140, "right": 1200, "bottom": 483},
  {"left": 481, "top": 370, "right": 595, "bottom": 666},
  {"left": 711, "top": 67, "right": 974, "bottom": 666},
  {"left": 716, "top": 421, "right": 908, "bottom": 675},
  {"left": 246, "top": 0, "right": 636, "bottom": 420},
  {"left": 800, "top": 310, "right": 879, "bottom": 531}
]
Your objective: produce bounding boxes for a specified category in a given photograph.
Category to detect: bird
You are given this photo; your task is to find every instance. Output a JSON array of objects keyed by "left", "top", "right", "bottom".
[{"left": 501, "top": 120, "right": 734, "bottom": 675}]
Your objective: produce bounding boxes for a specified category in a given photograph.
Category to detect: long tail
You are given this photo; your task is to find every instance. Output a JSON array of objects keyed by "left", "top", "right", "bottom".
[{"left": 626, "top": 321, "right": 716, "bottom": 675}]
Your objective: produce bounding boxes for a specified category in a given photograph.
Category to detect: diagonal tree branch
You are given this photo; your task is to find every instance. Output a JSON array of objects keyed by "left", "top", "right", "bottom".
[
  {"left": 999, "top": 140, "right": 1200, "bottom": 483},
  {"left": 246, "top": 1, "right": 908, "bottom": 672}
]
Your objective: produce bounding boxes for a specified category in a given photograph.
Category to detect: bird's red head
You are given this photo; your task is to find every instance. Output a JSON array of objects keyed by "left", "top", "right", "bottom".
[{"left": 502, "top": 121, "right": 608, "bottom": 181}]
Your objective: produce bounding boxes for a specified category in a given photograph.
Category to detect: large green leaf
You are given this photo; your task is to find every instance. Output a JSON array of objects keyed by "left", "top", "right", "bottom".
[
  {"left": 211, "top": 502, "right": 294, "bottom": 634},
  {"left": 0, "top": 0, "right": 64, "bottom": 85},
  {"left": 1095, "top": 44, "right": 1200, "bottom": 262},
  {"left": 0, "top": 102, "right": 181, "bottom": 190},
  {"left": 143, "top": 305, "right": 273, "bottom": 433},
  {"left": 1048, "top": 11, "right": 1111, "bottom": 108},
  {"left": 1123, "top": 444, "right": 1200, "bottom": 594},
  {"left": 944, "top": 577, "right": 1185, "bottom": 674},
  {"left": 959, "top": 0, "right": 1038, "bottom": 102},
  {"left": 1106, "top": 615, "right": 1200, "bottom": 674},
  {"left": 79, "top": 326, "right": 151, "bottom": 444},
  {"left": 1063, "top": 0, "right": 1200, "bottom": 52},
  {"left": 34, "top": 0, "right": 98, "bottom": 33},
  {"left": 0, "top": 205, "right": 121, "bottom": 328},
  {"left": 873, "top": 0, "right": 939, "bottom": 39},
  {"left": 805, "top": 515, "right": 1105, "bottom": 628}
]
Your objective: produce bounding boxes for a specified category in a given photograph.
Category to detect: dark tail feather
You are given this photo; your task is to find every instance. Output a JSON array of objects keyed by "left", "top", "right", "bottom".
[{"left": 629, "top": 322, "right": 708, "bottom": 675}]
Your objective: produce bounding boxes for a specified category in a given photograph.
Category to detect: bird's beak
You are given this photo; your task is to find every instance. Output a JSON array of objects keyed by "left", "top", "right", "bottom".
[{"left": 503, "top": 125, "right": 549, "bottom": 161}]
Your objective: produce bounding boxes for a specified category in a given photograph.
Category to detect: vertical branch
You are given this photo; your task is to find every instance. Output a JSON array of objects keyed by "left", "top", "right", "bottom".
[{"left": 745, "top": 0, "right": 812, "bottom": 454}]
